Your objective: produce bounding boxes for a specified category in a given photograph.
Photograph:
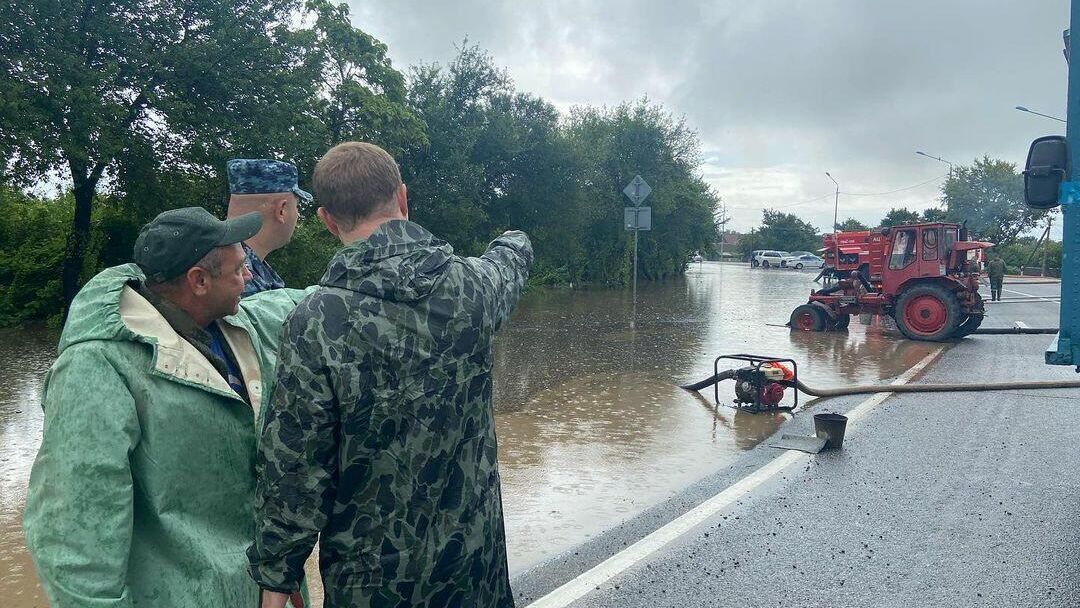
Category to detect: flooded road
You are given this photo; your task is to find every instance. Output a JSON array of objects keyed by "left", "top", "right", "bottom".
[
  {"left": 491, "top": 262, "right": 935, "bottom": 571},
  {"left": 0, "top": 263, "right": 935, "bottom": 606}
]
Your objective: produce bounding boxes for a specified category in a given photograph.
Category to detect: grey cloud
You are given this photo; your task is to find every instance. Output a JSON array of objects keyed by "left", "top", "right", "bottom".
[{"left": 349, "top": 0, "right": 1069, "bottom": 231}]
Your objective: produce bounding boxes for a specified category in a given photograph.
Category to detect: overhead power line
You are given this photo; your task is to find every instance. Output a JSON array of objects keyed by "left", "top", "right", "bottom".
[
  {"left": 839, "top": 174, "right": 948, "bottom": 197},
  {"left": 727, "top": 173, "right": 948, "bottom": 211}
]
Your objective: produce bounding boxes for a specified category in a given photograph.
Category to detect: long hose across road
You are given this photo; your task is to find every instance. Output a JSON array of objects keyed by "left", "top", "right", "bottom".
[{"left": 679, "top": 370, "right": 1080, "bottom": 398}]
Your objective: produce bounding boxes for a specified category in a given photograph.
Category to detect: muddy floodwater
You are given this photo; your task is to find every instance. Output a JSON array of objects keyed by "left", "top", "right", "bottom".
[{"left": 0, "top": 263, "right": 935, "bottom": 606}]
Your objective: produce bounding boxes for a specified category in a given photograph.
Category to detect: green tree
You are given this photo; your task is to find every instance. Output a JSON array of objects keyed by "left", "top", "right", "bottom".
[
  {"left": 921, "top": 207, "right": 947, "bottom": 222},
  {"left": 0, "top": 0, "right": 322, "bottom": 313},
  {"left": 743, "top": 210, "right": 820, "bottom": 254},
  {"left": 942, "top": 156, "right": 1047, "bottom": 245},
  {"left": 303, "top": 0, "right": 427, "bottom": 160},
  {"left": 835, "top": 218, "right": 869, "bottom": 231},
  {"left": 562, "top": 101, "right": 718, "bottom": 283},
  {"left": 879, "top": 207, "right": 921, "bottom": 228}
]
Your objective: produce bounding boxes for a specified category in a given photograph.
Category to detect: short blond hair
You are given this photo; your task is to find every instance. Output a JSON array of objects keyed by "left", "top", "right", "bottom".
[{"left": 313, "top": 142, "right": 402, "bottom": 227}]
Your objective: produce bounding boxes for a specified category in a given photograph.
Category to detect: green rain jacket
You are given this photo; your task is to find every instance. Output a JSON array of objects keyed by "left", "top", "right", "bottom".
[
  {"left": 248, "top": 220, "right": 533, "bottom": 608},
  {"left": 24, "top": 263, "right": 305, "bottom": 608}
]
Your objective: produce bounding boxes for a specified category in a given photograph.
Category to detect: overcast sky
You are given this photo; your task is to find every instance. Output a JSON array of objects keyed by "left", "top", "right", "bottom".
[{"left": 348, "top": 0, "right": 1070, "bottom": 235}]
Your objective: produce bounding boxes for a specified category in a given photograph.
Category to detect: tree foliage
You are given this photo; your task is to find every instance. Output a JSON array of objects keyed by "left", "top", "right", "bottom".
[
  {"left": 920, "top": 207, "right": 947, "bottom": 222},
  {"left": 878, "top": 207, "right": 922, "bottom": 228},
  {"left": 0, "top": 0, "right": 423, "bottom": 314},
  {"left": 835, "top": 218, "right": 869, "bottom": 231},
  {"left": 941, "top": 156, "right": 1047, "bottom": 245},
  {"left": 0, "top": 31, "right": 719, "bottom": 324},
  {"left": 401, "top": 46, "right": 717, "bottom": 285},
  {"left": 738, "top": 210, "right": 820, "bottom": 257}
]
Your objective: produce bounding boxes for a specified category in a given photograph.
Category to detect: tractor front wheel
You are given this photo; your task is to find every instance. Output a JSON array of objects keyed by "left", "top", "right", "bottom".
[
  {"left": 894, "top": 284, "right": 963, "bottom": 341},
  {"left": 831, "top": 313, "right": 851, "bottom": 331},
  {"left": 791, "top": 304, "right": 827, "bottom": 331}
]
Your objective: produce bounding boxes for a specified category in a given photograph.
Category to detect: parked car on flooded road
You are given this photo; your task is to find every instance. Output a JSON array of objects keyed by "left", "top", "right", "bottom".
[
  {"left": 753, "top": 250, "right": 790, "bottom": 268},
  {"left": 783, "top": 253, "right": 825, "bottom": 269}
]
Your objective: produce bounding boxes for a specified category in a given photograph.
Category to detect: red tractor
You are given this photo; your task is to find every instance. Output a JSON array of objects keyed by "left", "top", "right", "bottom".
[{"left": 790, "top": 223, "right": 992, "bottom": 341}]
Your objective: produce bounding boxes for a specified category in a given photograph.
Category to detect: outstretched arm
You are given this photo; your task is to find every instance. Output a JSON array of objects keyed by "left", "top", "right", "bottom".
[{"left": 470, "top": 230, "right": 534, "bottom": 331}]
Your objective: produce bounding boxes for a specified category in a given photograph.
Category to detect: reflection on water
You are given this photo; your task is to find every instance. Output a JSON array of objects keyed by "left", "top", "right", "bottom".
[
  {"left": 0, "top": 327, "right": 57, "bottom": 608},
  {"left": 0, "top": 263, "right": 935, "bottom": 605}
]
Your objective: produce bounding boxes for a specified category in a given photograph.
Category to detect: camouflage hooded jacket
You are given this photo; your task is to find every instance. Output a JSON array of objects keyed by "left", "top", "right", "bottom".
[{"left": 248, "top": 220, "right": 532, "bottom": 608}]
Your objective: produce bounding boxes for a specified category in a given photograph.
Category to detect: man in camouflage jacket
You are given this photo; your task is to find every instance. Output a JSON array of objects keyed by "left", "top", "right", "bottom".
[{"left": 248, "top": 142, "right": 532, "bottom": 608}]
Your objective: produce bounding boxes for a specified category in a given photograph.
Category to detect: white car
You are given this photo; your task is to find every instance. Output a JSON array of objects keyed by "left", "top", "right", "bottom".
[
  {"left": 754, "top": 250, "right": 790, "bottom": 268},
  {"left": 782, "top": 253, "right": 825, "bottom": 269}
]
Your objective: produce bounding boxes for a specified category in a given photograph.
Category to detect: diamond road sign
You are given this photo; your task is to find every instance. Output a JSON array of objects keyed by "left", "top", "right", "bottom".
[
  {"left": 624, "top": 206, "right": 652, "bottom": 231},
  {"left": 623, "top": 175, "right": 652, "bottom": 206}
]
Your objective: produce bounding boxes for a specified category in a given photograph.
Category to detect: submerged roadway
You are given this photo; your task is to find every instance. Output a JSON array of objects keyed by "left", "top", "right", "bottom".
[{"left": 512, "top": 278, "right": 1079, "bottom": 608}]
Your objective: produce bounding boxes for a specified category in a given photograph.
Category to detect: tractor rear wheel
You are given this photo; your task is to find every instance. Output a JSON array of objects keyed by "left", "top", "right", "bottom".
[
  {"left": 790, "top": 304, "right": 827, "bottom": 331},
  {"left": 894, "top": 284, "right": 963, "bottom": 341},
  {"left": 954, "top": 314, "right": 984, "bottom": 338}
]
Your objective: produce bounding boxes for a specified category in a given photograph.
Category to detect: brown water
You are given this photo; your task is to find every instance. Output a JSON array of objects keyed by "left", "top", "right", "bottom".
[{"left": 0, "top": 263, "right": 934, "bottom": 606}]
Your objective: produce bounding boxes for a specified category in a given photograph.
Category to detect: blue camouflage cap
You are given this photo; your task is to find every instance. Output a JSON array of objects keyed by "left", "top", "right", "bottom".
[{"left": 227, "top": 159, "right": 312, "bottom": 202}]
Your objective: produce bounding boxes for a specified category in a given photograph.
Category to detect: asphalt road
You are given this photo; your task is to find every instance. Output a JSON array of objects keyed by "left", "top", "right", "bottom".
[{"left": 513, "top": 279, "right": 1079, "bottom": 608}]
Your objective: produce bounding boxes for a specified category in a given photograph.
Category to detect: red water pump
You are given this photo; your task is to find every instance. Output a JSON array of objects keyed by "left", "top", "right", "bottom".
[{"left": 713, "top": 354, "right": 799, "bottom": 412}]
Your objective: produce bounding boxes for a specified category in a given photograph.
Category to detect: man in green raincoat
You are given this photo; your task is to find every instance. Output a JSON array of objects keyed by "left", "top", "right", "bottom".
[
  {"left": 247, "top": 142, "right": 532, "bottom": 607},
  {"left": 24, "top": 207, "right": 307, "bottom": 608}
]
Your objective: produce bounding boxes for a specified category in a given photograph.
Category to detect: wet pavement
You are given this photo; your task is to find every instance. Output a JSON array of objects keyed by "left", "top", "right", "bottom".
[{"left": 1, "top": 263, "right": 939, "bottom": 606}]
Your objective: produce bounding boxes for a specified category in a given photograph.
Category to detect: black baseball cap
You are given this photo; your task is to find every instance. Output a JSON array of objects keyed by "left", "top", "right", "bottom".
[{"left": 134, "top": 207, "right": 262, "bottom": 284}]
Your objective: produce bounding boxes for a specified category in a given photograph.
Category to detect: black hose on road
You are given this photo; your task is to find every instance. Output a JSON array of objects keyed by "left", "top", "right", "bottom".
[
  {"left": 789, "top": 377, "right": 1080, "bottom": 398},
  {"left": 971, "top": 327, "right": 1059, "bottom": 335},
  {"left": 679, "top": 370, "right": 1080, "bottom": 399}
]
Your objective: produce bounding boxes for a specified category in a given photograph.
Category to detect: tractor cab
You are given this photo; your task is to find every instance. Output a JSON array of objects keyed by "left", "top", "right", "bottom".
[{"left": 878, "top": 223, "right": 988, "bottom": 293}]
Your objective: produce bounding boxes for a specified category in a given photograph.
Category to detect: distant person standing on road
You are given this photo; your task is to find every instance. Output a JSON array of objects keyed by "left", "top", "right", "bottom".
[
  {"left": 987, "top": 254, "right": 1007, "bottom": 301},
  {"left": 227, "top": 159, "right": 313, "bottom": 296},
  {"left": 247, "top": 142, "right": 533, "bottom": 608}
]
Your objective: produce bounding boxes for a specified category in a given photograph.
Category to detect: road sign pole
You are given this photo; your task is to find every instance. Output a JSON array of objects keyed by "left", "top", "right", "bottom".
[
  {"left": 622, "top": 175, "right": 652, "bottom": 331},
  {"left": 632, "top": 226, "right": 638, "bottom": 330}
]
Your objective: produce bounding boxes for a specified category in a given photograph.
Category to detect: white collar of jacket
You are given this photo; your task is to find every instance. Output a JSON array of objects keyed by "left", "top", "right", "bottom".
[{"left": 117, "top": 285, "right": 265, "bottom": 409}]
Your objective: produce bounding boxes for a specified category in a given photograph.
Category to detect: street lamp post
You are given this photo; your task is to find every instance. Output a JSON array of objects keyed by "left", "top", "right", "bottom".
[
  {"left": 1015, "top": 105, "right": 1067, "bottom": 123},
  {"left": 825, "top": 172, "right": 839, "bottom": 234},
  {"left": 915, "top": 150, "right": 953, "bottom": 180}
]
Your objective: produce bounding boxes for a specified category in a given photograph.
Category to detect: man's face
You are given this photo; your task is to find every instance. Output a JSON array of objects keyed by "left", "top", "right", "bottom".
[{"left": 204, "top": 244, "right": 252, "bottom": 319}]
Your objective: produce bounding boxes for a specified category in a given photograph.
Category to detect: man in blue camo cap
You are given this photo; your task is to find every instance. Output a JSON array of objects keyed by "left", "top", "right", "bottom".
[{"left": 227, "top": 159, "right": 313, "bottom": 297}]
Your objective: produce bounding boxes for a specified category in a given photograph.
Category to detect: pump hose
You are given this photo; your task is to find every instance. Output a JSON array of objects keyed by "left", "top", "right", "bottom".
[
  {"left": 679, "top": 371, "right": 1080, "bottom": 398},
  {"left": 972, "top": 327, "right": 1058, "bottom": 335},
  {"left": 680, "top": 369, "right": 737, "bottom": 392}
]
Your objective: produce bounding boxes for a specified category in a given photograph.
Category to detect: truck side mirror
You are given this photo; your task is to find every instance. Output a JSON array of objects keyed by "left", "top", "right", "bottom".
[{"left": 1023, "top": 135, "right": 1069, "bottom": 209}]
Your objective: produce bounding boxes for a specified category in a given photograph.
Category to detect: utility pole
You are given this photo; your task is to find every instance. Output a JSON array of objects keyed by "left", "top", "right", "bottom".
[
  {"left": 826, "top": 172, "right": 839, "bottom": 234},
  {"left": 916, "top": 150, "right": 954, "bottom": 181},
  {"left": 715, "top": 199, "right": 730, "bottom": 262}
]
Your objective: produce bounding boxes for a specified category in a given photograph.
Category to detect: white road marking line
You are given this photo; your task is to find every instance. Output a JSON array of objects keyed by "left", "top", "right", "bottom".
[
  {"left": 1015, "top": 321, "right": 1030, "bottom": 329},
  {"left": 1003, "top": 286, "right": 1060, "bottom": 305},
  {"left": 527, "top": 347, "right": 945, "bottom": 608}
]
